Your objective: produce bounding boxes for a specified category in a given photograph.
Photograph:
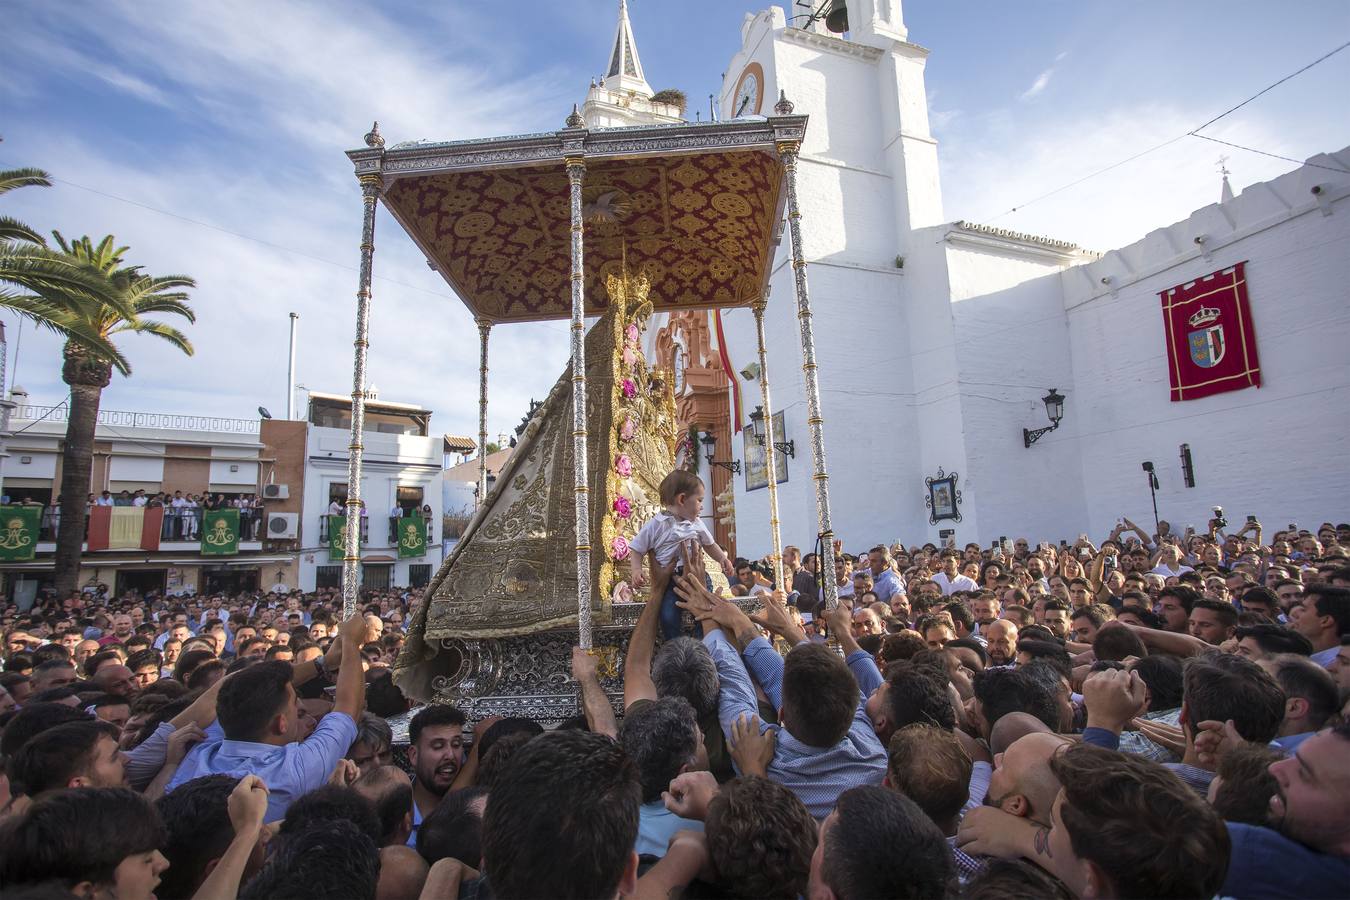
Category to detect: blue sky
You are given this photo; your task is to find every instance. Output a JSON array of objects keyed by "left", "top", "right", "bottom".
[{"left": 2, "top": 0, "right": 1347, "bottom": 442}]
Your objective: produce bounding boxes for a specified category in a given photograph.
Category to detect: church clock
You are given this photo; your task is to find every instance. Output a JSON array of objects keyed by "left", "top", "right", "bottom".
[{"left": 731, "top": 62, "right": 764, "bottom": 117}]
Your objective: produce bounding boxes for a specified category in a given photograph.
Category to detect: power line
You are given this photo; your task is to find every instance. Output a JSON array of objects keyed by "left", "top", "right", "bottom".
[
  {"left": 986, "top": 39, "right": 1350, "bottom": 221},
  {"left": 1188, "top": 134, "right": 1350, "bottom": 174}
]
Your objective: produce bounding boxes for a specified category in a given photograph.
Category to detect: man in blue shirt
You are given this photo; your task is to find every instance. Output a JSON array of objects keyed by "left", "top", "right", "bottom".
[
  {"left": 167, "top": 613, "right": 366, "bottom": 822},
  {"left": 677, "top": 575, "right": 885, "bottom": 819},
  {"left": 866, "top": 545, "right": 906, "bottom": 604},
  {"left": 619, "top": 696, "right": 706, "bottom": 858}
]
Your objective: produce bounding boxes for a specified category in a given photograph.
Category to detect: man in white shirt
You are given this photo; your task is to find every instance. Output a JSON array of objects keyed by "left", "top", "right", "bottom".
[
  {"left": 132, "top": 490, "right": 148, "bottom": 507},
  {"left": 931, "top": 550, "right": 979, "bottom": 595},
  {"left": 1150, "top": 543, "right": 1194, "bottom": 579},
  {"left": 328, "top": 498, "right": 344, "bottom": 516},
  {"left": 96, "top": 491, "right": 115, "bottom": 507}
]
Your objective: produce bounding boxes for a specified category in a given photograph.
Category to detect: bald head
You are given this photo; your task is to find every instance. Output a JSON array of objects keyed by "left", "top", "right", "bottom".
[
  {"left": 984, "top": 619, "right": 1019, "bottom": 667},
  {"left": 989, "top": 711, "right": 1053, "bottom": 756},
  {"left": 375, "top": 845, "right": 428, "bottom": 900},
  {"left": 986, "top": 732, "right": 1070, "bottom": 825}
]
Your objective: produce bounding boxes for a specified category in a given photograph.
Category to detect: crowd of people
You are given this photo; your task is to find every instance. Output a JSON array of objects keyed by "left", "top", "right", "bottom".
[
  {"left": 0, "top": 514, "right": 1347, "bottom": 898},
  {"left": 12, "top": 490, "right": 268, "bottom": 542}
]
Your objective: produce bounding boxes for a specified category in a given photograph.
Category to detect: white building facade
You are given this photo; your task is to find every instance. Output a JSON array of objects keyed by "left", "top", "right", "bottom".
[
  {"left": 602, "top": 2, "right": 1350, "bottom": 556},
  {"left": 296, "top": 392, "right": 444, "bottom": 592}
]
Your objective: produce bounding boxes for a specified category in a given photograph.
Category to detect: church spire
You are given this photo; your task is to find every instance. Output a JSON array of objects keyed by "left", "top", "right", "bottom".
[{"left": 602, "top": 0, "right": 652, "bottom": 96}]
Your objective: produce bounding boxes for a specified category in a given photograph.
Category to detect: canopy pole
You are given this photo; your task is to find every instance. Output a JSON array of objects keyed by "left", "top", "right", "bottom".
[
  {"left": 476, "top": 318, "right": 491, "bottom": 509},
  {"left": 777, "top": 137, "right": 838, "bottom": 611},
  {"left": 344, "top": 173, "right": 382, "bottom": 618},
  {"left": 751, "top": 293, "right": 785, "bottom": 593},
  {"left": 566, "top": 155, "right": 594, "bottom": 649}
]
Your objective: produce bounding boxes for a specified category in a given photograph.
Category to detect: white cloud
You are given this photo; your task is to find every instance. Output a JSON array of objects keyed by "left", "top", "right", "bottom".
[
  {"left": 0, "top": 0, "right": 581, "bottom": 441},
  {"left": 1020, "top": 69, "right": 1054, "bottom": 101}
]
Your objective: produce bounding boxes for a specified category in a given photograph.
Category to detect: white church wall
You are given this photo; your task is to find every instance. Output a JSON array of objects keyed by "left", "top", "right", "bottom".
[
  {"left": 1060, "top": 150, "right": 1350, "bottom": 538},
  {"left": 941, "top": 235, "right": 1091, "bottom": 544}
]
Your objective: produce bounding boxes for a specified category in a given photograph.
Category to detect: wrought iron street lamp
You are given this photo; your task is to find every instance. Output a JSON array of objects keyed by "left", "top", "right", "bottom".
[
  {"left": 746, "top": 406, "right": 795, "bottom": 459},
  {"left": 1023, "top": 388, "right": 1065, "bottom": 448},
  {"left": 700, "top": 432, "right": 741, "bottom": 474}
]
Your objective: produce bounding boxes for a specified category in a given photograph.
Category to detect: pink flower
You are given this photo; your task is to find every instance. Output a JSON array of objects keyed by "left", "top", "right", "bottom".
[
  {"left": 620, "top": 416, "right": 637, "bottom": 441},
  {"left": 614, "top": 454, "right": 632, "bottom": 477},
  {"left": 613, "top": 496, "right": 632, "bottom": 519},
  {"left": 621, "top": 378, "right": 637, "bottom": 399},
  {"left": 611, "top": 536, "right": 630, "bottom": 561},
  {"left": 612, "top": 581, "right": 633, "bottom": 604},
  {"left": 622, "top": 347, "right": 638, "bottom": 368},
  {"left": 625, "top": 324, "right": 641, "bottom": 344}
]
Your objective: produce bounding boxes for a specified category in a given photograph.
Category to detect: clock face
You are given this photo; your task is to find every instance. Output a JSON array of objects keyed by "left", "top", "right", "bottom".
[{"left": 733, "top": 63, "right": 764, "bottom": 117}]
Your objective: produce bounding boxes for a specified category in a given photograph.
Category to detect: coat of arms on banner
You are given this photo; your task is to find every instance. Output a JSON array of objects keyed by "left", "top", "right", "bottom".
[{"left": 1159, "top": 261, "right": 1261, "bottom": 402}]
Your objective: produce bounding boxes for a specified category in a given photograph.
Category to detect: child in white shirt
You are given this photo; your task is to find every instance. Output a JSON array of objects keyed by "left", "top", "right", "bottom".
[{"left": 628, "top": 470, "right": 735, "bottom": 639}]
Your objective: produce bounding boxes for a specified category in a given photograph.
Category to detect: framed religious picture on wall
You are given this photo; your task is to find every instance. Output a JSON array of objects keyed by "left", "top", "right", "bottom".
[
  {"left": 925, "top": 468, "right": 962, "bottom": 524},
  {"left": 744, "top": 411, "right": 788, "bottom": 491}
]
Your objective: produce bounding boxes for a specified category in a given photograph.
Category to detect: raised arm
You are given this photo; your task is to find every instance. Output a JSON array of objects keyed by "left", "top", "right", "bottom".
[
  {"left": 624, "top": 553, "right": 679, "bottom": 710},
  {"left": 1111, "top": 621, "right": 1211, "bottom": 658},
  {"left": 332, "top": 613, "right": 368, "bottom": 721},
  {"left": 572, "top": 647, "right": 618, "bottom": 738}
]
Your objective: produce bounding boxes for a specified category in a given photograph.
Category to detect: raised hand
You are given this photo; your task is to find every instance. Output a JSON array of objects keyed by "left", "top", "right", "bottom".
[
  {"left": 728, "top": 713, "right": 776, "bottom": 777},
  {"left": 228, "top": 774, "right": 270, "bottom": 834},
  {"left": 662, "top": 770, "right": 719, "bottom": 821}
]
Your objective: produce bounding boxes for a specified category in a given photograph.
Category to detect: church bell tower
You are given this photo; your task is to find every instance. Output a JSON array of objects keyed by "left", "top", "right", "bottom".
[{"left": 581, "top": 0, "right": 685, "bottom": 128}]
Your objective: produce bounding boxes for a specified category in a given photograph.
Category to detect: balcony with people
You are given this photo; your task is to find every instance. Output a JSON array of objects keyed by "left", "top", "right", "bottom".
[{"left": 18, "top": 490, "right": 266, "bottom": 549}]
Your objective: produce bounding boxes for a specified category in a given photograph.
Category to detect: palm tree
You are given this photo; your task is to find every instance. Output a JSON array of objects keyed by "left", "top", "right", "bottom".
[
  {"left": 1, "top": 168, "right": 138, "bottom": 363},
  {"left": 26, "top": 233, "right": 196, "bottom": 594}
]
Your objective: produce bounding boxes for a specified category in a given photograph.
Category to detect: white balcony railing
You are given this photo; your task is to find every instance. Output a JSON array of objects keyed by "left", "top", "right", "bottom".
[{"left": 13, "top": 404, "right": 259, "bottom": 435}]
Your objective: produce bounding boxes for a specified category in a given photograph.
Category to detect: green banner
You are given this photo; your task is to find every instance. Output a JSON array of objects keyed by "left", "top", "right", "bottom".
[
  {"left": 0, "top": 506, "right": 41, "bottom": 561},
  {"left": 200, "top": 508, "right": 240, "bottom": 556},
  {"left": 396, "top": 515, "right": 428, "bottom": 559},
  {"left": 328, "top": 515, "right": 349, "bottom": 561}
]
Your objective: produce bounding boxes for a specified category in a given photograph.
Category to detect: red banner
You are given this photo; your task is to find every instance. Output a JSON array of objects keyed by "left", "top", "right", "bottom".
[
  {"left": 1159, "top": 261, "right": 1261, "bottom": 401},
  {"left": 87, "top": 506, "right": 162, "bottom": 552}
]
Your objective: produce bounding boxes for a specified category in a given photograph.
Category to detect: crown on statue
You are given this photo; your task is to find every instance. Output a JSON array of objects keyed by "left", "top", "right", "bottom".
[{"left": 1188, "top": 305, "right": 1220, "bottom": 328}]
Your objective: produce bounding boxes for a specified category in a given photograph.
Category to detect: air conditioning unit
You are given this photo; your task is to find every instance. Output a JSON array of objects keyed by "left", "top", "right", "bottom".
[
  {"left": 266, "top": 513, "right": 299, "bottom": 540},
  {"left": 262, "top": 484, "right": 289, "bottom": 500}
]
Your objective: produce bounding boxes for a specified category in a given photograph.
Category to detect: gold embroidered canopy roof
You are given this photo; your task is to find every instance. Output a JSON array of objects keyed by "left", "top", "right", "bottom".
[{"left": 347, "top": 116, "right": 806, "bottom": 324}]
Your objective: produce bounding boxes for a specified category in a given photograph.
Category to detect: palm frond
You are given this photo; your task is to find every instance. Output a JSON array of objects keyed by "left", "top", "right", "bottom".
[
  {"left": 0, "top": 168, "right": 53, "bottom": 196},
  {"left": 0, "top": 216, "right": 46, "bottom": 245},
  {"left": 0, "top": 291, "right": 132, "bottom": 373},
  {"left": 120, "top": 319, "right": 194, "bottom": 356}
]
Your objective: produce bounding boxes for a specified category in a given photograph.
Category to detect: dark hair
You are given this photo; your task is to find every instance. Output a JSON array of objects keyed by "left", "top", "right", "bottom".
[
  {"left": 84, "top": 649, "right": 122, "bottom": 678},
  {"left": 1050, "top": 744, "right": 1229, "bottom": 899},
  {"left": 1001, "top": 604, "right": 1035, "bottom": 628},
  {"left": 29, "top": 687, "right": 78, "bottom": 705},
  {"left": 475, "top": 731, "right": 535, "bottom": 791},
  {"left": 1191, "top": 597, "right": 1239, "bottom": 629},
  {"left": 0, "top": 788, "right": 166, "bottom": 890},
  {"left": 882, "top": 661, "right": 955, "bottom": 732},
  {"left": 1159, "top": 584, "right": 1200, "bottom": 613},
  {"left": 1042, "top": 598, "right": 1071, "bottom": 614},
  {"left": 650, "top": 637, "right": 720, "bottom": 719},
  {"left": 885, "top": 724, "right": 971, "bottom": 829},
  {"left": 821, "top": 785, "right": 952, "bottom": 900},
  {"left": 973, "top": 667, "right": 1058, "bottom": 734},
  {"left": 30, "top": 645, "right": 70, "bottom": 666},
  {"left": 1239, "top": 586, "right": 1280, "bottom": 611},
  {"left": 782, "top": 642, "right": 857, "bottom": 748},
  {"left": 878, "top": 630, "right": 926, "bottom": 665},
  {"left": 962, "top": 858, "right": 1074, "bottom": 900},
  {"left": 474, "top": 717, "right": 543, "bottom": 762},
  {"left": 1182, "top": 652, "right": 1285, "bottom": 743},
  {"left": 408, "top": 703, "right": 467, "bottom": 746},
  {"left": 416, "top": 785, "right": 487, "bottom": 866},
  {"left": 240, "top": 820, "right": 379, "bottom": 900},
  {"left": 1233, "top": 624, "right": 1313, "bottom": 657},
  {"left": 1018, "top": 624, "right": 1057, "bottom": 644},
  {"left": 156, "top": 775, "right": 237, "bottom": 899},
  {"left": 1016, "top": 639, "right": 1072, "bottom": 675},
  {"left": 706, "top": 776, "right": 817, "bottom": 899},
  {"left": 215, "top": 660, "right": 293, "bottom": 742},
  {"left": 942, "top": 601, "right": 974, "bottom": 634},
  {"left": 1266, "top": 654, "right": 1339, "bottom": 730},
  {"left": 350, "top": 765, "right": 414, "bottom": 846},
  {"left": 481, "top": 730, "right": 639, "bottom": 900},
  {"left": 8, "top": 720, "right": 119, "bottom": 796},
  {"left": 1305, "top": 584, "right": 1350, "bottom": 634},
  {"left": 0, "top": 703, "right": 90, "bottom": 760},
  {"left": 1092, "top": 623, "right": 1148, "bottom": 662},
  {"left": 172, "top": 648, "right": 216, "bottom": 684},
  {"left": 1118, "top": 605, "right": 1164, "bottom": 629},
  {"left": 946, "top": 636, "right": 988, "bottom": 665},
  {"left": 126, "top": 648, "right": 161, "bottom": 673},
  {"left": 1130, "top": 655, "right": 1184, "bottom": 712},
  {"left": 1070, "top": 604, "right": 1110, "bottom": 627},
  {"left": 1210, "top": 743, "right": 1282, "bottom": 827},
  {"left": 619, "top": 696, "right": 701, "bottom": 803},
  {"left": 280, "top": 785, "right": 382, "bottom": 846}
]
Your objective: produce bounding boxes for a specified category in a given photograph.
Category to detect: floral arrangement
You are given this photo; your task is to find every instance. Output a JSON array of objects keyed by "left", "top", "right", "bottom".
[
  {"left": 614, "top": 454, "right": 632, "bottom": 477},
  {"left": 610, "top": 535, "right": 630, "bottom": 562},
  {"left": 613, "top": 496, "right": 633, "bottom": 519},
  {"left": 620, "top": 416, "right": 637, "bottom": 441},
  {"left": 621, "top": 378, "right": 637, "bottom": 399}
]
